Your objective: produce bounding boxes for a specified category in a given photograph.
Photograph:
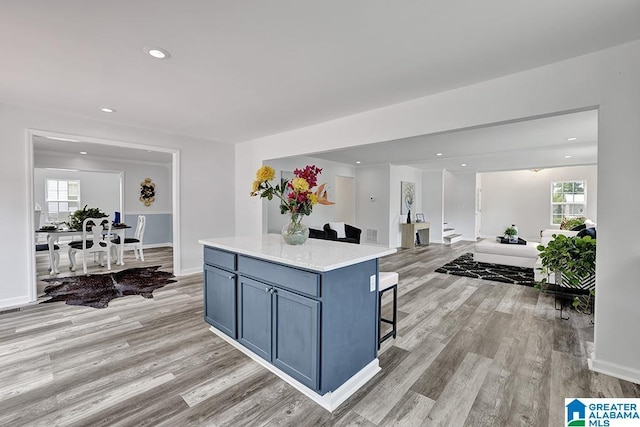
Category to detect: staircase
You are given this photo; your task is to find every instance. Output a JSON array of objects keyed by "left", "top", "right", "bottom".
[{"left": 443, "top": 223, "right": 463, "bottom": 245}]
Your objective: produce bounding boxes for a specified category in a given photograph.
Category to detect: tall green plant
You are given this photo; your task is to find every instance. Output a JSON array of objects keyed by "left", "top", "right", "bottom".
[
  {"left": 537, "top": 234, "right": 596, "bottom": 287},
  {"left": 536, "top": 234, "right": 596, "bottom": 310}
]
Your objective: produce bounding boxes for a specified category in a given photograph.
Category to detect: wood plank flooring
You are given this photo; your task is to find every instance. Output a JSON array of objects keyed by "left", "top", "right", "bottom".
[{"left": 2, "top": 242, "right": 638, "bottom": 426}]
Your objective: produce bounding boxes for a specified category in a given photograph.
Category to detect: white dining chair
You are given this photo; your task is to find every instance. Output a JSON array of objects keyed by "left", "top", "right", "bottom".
[
  {"left": 68, "top": 217, "right": 113, "bottom": 274},
  {"left": 112, "top": 215, "right": 146, "bottom": 261}
]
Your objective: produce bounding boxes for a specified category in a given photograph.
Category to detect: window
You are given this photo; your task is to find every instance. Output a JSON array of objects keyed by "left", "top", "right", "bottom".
[
  {"left": 46, "top": 179, "right": 80, "bottom": 222},
  {"left": 551, "top": 180, "right": 586, "bottom": 225}
]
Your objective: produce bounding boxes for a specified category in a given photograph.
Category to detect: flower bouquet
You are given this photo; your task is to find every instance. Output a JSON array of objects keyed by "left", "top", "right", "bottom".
[{"left": 251, "top": 165, "right": 333, "bottom": 244}]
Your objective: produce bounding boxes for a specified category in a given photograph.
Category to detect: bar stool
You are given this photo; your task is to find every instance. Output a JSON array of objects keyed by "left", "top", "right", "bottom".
[{"left": 378, "top": 271, "right": 398, "bottom": 348}]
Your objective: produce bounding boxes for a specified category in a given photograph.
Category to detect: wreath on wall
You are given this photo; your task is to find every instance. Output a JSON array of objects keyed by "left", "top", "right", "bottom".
[{"left": 140, "top": 177, "right": 156, "bottom": 206}]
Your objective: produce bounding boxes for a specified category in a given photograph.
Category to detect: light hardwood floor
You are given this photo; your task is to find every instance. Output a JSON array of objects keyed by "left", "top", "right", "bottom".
[{"left": 2, "top": 243, "right": 638, "bottom": 426}]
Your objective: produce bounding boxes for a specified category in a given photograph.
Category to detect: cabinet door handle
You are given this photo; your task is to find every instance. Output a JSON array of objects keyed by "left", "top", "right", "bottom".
[
  {"left": 227, "top": 275, "right": 234, "bottom": 280},
  {"left": 265, "top": 287, "right": 270, "bottom": 292},
  {"left": 270, "top": 288, "right": 277, "bottom": 294}
]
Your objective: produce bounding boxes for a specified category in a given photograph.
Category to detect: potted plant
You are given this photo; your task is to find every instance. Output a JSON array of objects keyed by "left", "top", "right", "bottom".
[
  {"left": 67, "top": 205, "right": 108, "bottom": 230},
  {"left": 504, "top": 225, "right": 518, "bottom": 243},
  {"left": 536, "top": 234, "right": 596, "bottom": 314}
]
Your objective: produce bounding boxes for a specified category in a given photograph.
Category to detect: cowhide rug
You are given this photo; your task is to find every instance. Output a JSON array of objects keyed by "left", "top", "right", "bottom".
[{"left": 41, "top": 266, "right": 176, "bottom": 309}]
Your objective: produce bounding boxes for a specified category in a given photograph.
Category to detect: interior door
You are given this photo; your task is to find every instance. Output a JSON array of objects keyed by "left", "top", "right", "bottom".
[{"left": 334, "top": 175, "right": 355, "bottom": 224}]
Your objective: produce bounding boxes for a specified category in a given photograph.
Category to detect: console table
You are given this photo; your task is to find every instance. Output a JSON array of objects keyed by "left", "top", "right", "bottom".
[
  {"left": 198, "top": 234, "right": 396, "bottom": 411},
  {"left": 400, "top": 222, "right": 430, "bottom": 249}
]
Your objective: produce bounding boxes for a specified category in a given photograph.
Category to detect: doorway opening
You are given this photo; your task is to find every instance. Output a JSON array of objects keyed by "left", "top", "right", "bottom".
[{"left": 27, "top": 130, "right": 180, "bottom": 302}]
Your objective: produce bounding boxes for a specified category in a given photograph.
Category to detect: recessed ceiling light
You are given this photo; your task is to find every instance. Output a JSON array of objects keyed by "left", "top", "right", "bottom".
[
  {"left": 356, "top": 161, "right": 361, "bottom": 164},
  {"left": 461, "top": 163, "right": 467, "bottom": 167},
  {"left": 567, "top": 137, "right": 577, "bottom": 141},
  {"left": 45, "top": 136, "right": 79, "bottom": 142},
  {"left": 564, "top": 155, "right": 572, "bottom": 158},
  {"left": 144, "top": 47, "right": 171, "bottom": 59},
  {"left": 436, "top": 153, "right": 443, "bottom": 156},
  {"left": 100, "top": 107, "right": 115, "bottom": 113},
  {"left": 80, "top": 151, "right": 87, "bottom": 155}
]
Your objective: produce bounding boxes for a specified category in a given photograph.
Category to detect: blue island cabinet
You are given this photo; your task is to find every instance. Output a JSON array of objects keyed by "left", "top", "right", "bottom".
[
  {"left": 239, "top": 275, "right": 320, "bottom": 389},
  {"left": 203, "top": 247, "right": 237, "bottom": 338},
  {"left": 202, "top": 244, "right": 379, "bottom": 397}
]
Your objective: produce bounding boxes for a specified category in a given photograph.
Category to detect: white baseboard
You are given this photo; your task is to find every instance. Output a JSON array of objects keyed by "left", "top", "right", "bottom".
[
  {"left": 0, "top": 296, "right": 30, "bottom": 310},
  {"left": 589, "top": 355, "right": 640, "bottom": 385},
  {"left": 177, "top": 266, "right": 202, "bottom": 277},
  {"left": 209, "top": 326, "right": 380, "bottom": 412}
]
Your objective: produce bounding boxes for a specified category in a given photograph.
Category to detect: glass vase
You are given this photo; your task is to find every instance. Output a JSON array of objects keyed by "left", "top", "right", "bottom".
[{"left": 281, "top": 213, "right": 309, "bottom": 245}]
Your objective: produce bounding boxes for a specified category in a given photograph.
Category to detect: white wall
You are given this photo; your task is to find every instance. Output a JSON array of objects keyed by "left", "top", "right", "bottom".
[
  {"left": 389, "top": 165, "right": 423, "bottom": 247},
  {"left": 475, "top": 174, "right": 482, "bottom": 239},
  {"left": 443, "top": 171, "right": 477, "bottom": 241},
  {"left": 0, "top": 102, "right": 234, "bottom": 308},
  {"left": 356, "top": 165, "right": 390, "bottom": 246},
  {"left": 34, "top": 151, "right": 172, "bottom": 215},
  {"left": 34, "top": 168, "right": 120, "bottom": 225},
  {"left": 234, "top": 40, "right": 640, "bottom": 383},
  {"left": 262, "top": 156, "right": 356, "bottom": 232},
  {"left": 422, "top": 170, "right": 444, "bottom": 243},
  {"left": 480, "top": 165, "right": 597, "bottom": 241},
  {"left": 34, "top": 152, "right": 174, "bottom": 245}
]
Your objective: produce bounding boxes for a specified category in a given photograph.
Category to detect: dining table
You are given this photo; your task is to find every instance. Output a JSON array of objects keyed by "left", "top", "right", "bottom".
[{"left": 36, "top": 223, "right": 131, "bottom": 275}]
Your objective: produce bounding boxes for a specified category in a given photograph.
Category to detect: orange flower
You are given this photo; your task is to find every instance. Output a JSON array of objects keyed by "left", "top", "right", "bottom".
[{"left": 314, "top": 183, "right": 335, "bottom": 205}]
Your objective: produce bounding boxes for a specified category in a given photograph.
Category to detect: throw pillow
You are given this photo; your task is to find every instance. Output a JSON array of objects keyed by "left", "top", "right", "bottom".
[
  {"left": 577, "top": 227, "right": 596, "bottom": 239},
  {"left": 571, "top": 224, "right": 587, "bottom": 231},
  {"left": 329, "top": 221, "right": 347, "bottom": 239}
]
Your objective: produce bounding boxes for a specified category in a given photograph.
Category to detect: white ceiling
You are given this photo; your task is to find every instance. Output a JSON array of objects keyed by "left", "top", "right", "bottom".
[
  {"left": 308, "top": 109, "right": 598, "bottom": 173},
  {"left": 3, "top": 1, "right": 631, "bottom": 387},
  {"left": 33, "top": 136, "right": 173, "bottom": 165},
  {"left": 2, "top": 0, "right": 639, "bottom": 148}
]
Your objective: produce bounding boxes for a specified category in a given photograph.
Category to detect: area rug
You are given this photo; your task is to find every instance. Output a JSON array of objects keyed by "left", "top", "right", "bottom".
[
  {"left": 41, "top": 266, "right": 175, "bottom": 309},
  {"left": 435, "top": 253, "right": 535, "bottom": 286}
]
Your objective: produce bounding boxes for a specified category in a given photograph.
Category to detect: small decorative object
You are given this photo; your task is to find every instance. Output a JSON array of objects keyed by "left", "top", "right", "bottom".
[
  {"left": 407, "top": 209, "right": 411, "bottom": 224},
  {"left": 140, "top": 178, "right": 156, "bottom": 206},
  {"left": 504, "top": 224, "right": 519, "bottom": 243},
  {"left": 401, "top": 181, "right": 415, "bottom": 215},
  {"left": 415, "top": 213, "right": 425, "bottom": 222},
  {"left": 251, "top": 165, "right": 334, "bottom": 245},
  {"left": 68, "top": 205, "right": 108, "bottom": 230}
]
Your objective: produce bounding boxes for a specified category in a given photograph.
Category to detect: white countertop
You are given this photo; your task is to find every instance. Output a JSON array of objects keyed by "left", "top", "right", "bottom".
[{"left": 199, "top": 234, "right": 397, "bottom": 272}]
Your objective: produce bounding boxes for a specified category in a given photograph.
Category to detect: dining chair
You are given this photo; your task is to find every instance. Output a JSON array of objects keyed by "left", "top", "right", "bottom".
[
  {"left": 112, "top": 215, "right": 146, "bottom": 261},
  {"left": 68, "top": 217, "right": 113, "bottom": 274}
]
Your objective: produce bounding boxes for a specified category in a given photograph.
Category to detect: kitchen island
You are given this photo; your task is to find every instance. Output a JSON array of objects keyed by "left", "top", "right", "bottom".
[{"left": 198, "top": 234, "right": 396, "bottom": 411}]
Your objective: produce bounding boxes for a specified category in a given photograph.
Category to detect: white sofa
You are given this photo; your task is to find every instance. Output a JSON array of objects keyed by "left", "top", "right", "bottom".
[
  {"left": 474, "top": 238, "right": 540, "bottom": 268},
  {"left": 533, "top": 229, "right": 580, "bottom": 283}
]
